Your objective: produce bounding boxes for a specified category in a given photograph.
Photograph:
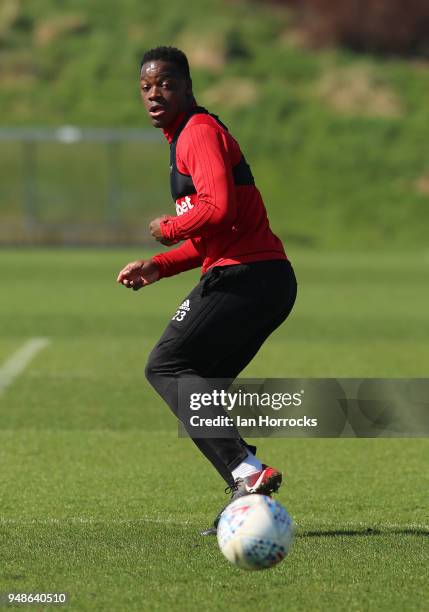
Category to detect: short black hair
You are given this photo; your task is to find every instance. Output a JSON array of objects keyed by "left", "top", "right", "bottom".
[{"left": 140, "top": 46, "right": 191, "bottom": 81}]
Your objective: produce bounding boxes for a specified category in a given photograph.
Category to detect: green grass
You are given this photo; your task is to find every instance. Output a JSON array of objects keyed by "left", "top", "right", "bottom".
[{"left": 0, "top": 248, "right": 428, "bottom": 611}]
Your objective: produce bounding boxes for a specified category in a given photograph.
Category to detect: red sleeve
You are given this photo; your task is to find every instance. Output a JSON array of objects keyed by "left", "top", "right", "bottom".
[
  {"left": 152, "top": 238, "right": 203, "bottom": 279},
  {"left": 160, "top": 123, "right": 237, "bottom": 242}
]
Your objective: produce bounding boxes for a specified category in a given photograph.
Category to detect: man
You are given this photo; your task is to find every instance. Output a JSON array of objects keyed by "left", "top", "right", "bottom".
[{"left": 117, "top": 46, "right": 297, "bottom": 535}]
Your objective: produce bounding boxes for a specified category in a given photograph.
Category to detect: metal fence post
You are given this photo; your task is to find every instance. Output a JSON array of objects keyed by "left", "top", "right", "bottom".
[
  {"left": 106, "top": 139, "right": 121, "bottom": 234},
  {"left": 22, "top": 139, "right": 38, "bottom": 230}
]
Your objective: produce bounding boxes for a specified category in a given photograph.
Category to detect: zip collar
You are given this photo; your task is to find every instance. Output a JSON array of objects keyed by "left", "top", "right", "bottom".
[
  {"left": 162, "top": 112, "right": 186, "bottom": 144},
  {"left": 162, "top": 102, "right": 198, "bottom": 144}
]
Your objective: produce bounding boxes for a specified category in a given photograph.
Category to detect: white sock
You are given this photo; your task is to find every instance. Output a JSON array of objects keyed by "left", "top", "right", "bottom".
[{"left": 231, "top": 451, "right": 263, "bottom": 480}]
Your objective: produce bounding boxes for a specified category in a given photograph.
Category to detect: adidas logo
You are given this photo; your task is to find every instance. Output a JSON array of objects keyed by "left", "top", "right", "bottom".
[{"left": 179, "top": 299, "right": 191, "bottom": 312}]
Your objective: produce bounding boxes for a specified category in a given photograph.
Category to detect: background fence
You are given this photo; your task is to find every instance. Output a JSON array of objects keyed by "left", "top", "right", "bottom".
[{"left": 0, "top": 127, "right": 167, "bottom": 245}]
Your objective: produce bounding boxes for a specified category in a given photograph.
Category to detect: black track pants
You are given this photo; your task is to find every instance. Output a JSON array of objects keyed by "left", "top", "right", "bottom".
[{"left": 145, "top": 259, "right": 297, "bottom": 486}]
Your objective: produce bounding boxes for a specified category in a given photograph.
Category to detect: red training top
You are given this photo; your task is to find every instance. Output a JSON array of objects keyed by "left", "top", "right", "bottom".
[{"left": 151, "top": 109, "right": 287, "bottom": 278}]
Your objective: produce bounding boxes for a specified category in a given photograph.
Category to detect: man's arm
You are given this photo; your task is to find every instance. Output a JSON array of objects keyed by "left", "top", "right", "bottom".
[
  {"left": 152, "top": 238, "right": 203, "bottom": 278},
  {"left": 160, "top": 124, "right": 237, "bottom": 243},
  {"left": 117, "top": 239, "right": 202, "bottom": 291}
]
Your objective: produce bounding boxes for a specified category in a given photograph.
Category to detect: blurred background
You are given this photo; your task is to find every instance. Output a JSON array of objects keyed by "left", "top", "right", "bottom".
[{"left": 1, "top": 0, "right": 429, "bottom": 250}]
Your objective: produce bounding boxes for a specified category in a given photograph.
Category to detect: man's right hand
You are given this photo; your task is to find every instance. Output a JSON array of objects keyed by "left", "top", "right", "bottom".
[{"left": 116, "top": 259, "right": 160, "bottom": 291}]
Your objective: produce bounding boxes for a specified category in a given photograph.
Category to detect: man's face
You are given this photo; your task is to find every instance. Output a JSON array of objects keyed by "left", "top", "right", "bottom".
[{"left": 140, "top": 60, "right": 192, "bottom": 128}]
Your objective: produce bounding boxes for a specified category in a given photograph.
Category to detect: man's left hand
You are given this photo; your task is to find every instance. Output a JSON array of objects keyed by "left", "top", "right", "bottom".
[{"left": 149, "top": 216, "right": 175, "bottom": 246}]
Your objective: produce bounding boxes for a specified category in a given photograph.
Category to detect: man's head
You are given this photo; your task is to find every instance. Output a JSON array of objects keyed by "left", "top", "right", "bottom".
[{"left": 140, "top": 46, "right": 194, "bottom": 128}]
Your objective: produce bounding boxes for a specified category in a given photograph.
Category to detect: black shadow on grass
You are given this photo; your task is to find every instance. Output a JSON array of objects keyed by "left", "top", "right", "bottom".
[{"left": 298, "top": 527, "right": 429, "bottom": 538}]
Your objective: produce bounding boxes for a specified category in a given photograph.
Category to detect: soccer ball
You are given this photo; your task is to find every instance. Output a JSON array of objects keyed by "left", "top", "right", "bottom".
[{"left": 217, "top": 494, "right": 294, "bottom": 570}]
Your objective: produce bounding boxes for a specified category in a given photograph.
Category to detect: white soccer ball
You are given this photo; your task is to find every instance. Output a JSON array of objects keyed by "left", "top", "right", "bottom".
[{"left": 217, "top": 494, "right": 294, "bottom": 570}]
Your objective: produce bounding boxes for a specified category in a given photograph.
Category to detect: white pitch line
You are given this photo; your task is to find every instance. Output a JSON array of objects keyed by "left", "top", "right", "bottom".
[
  {"left": 296, "top": 521, "right": 429, "bottom": 532},
  {"left": 0, "top": 518, "right": 427, "bottom": 531},
  {"left": 0, "top": 517, "right": 194, "bottom": 527},
  {"left": 0, "top": 337, "right": 50, "bottom": 395}
]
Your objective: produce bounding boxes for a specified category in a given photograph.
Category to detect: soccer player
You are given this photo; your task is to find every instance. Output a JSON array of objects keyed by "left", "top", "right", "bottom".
[{"left": 117, "top": 46, "right": 297, "bottom": 535}]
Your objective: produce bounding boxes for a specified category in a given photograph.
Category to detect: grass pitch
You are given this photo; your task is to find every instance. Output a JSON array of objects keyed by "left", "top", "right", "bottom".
[{"left": 0, "top": 248, "right": 428, "bottom": 611}]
